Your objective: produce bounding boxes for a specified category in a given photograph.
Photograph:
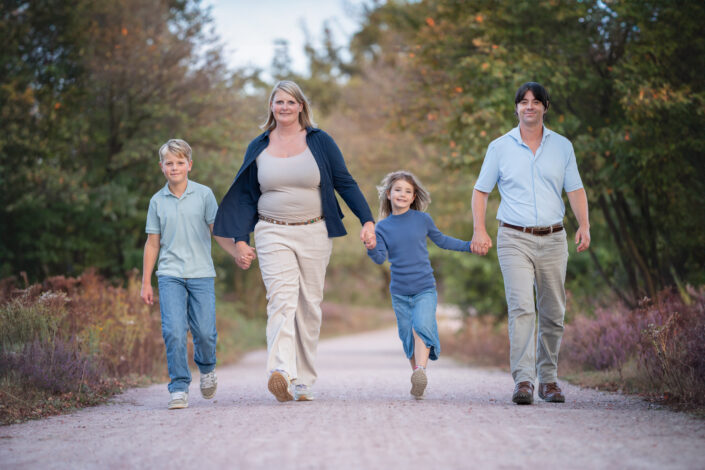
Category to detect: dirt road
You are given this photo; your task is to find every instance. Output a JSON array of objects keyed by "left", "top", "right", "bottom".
[{"left": 1, "top": 328, "right": 704, "bottom": 469}]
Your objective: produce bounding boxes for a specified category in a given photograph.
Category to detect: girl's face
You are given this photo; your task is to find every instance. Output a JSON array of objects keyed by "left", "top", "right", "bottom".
[{"left": 388, "top": 179, "right": 415, "bottom": 214}]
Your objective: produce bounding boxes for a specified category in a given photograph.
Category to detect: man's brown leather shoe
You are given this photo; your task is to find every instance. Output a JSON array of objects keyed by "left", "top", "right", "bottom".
[
  {"left": 512, "top": 381, "right": 534, "bottom": 405},
  {"left": 538, "top": 382, "right": 565, "bottom": 403}
]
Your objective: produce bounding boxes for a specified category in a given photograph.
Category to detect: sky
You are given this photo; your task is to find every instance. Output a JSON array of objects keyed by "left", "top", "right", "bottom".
[{"left": 206, "top": 0, "right": 376, "bottom": 77}]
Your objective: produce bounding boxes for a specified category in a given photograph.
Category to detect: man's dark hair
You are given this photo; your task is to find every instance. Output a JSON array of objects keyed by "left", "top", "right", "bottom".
[{"left": 514, "top": 82, "right": 550, "bottom": 111}]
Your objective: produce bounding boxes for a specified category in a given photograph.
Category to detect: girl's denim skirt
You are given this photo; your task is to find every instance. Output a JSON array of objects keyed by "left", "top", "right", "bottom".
[{"left": 390, "top": 289, "right": 440, "bottom": 361}]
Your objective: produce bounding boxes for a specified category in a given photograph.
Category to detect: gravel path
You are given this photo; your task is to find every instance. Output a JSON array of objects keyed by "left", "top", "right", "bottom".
[{"left": 1, "top": 328, "right": 704, "bottom": 469}]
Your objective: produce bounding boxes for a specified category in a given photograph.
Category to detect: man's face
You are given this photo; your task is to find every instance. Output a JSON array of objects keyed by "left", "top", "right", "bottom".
[{"left": 516, "top": 90, "right": 546, "bottom": 127}]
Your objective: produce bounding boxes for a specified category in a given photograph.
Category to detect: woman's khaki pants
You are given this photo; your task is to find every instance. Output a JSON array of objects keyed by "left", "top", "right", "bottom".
[{"left": 254, "top": 220, "right": 332, "bottom": 386}]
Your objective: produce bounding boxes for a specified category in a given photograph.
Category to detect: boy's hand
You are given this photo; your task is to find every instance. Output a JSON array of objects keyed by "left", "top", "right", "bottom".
[
  {"left": 140, "top": 284, "right": 154, "bottom": 305},
  {"left": 234, "top": 241, "right": 257, "bottom": 270}
]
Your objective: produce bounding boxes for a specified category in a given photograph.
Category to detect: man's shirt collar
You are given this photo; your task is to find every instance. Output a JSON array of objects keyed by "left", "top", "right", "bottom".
[{"left": 508, "top": 125, "right": 553, "bottom": 146}]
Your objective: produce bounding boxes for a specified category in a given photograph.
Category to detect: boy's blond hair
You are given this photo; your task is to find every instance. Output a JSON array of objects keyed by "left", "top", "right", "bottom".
[
  {"left": 159, "top": 139, "right": 192, "bottom": 162},
  {"left": 376, "top": 170, "right": 431, "bottom": 219}
]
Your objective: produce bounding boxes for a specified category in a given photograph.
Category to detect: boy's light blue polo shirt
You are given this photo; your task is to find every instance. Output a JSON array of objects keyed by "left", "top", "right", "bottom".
[
  {"left": 474, "top": 126, "right": 583, "bottom": 227},
  {"left": 146, "top": 180, "right": 218, "bottom": 278}
]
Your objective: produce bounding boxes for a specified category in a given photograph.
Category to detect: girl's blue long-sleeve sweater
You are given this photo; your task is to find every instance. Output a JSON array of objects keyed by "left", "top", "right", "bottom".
[{"left": 367, "top": 209, "right": 471, "bottom": 295}]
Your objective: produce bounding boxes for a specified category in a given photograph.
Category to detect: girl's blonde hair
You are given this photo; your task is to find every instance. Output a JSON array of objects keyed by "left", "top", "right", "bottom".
[
  {"left": 261, "top": 80, "right": 316, "bottom": 131},
  {"left": 376, "top": 170, "right": 431, "bottom": 219}
]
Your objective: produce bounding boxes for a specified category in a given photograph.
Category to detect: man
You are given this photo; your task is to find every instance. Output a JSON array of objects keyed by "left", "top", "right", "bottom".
[{"left": 471, "top": 82, "right": 590, "bottom": 405}]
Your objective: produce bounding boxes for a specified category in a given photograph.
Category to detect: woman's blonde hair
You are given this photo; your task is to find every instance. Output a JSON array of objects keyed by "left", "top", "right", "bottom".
[
  {"left": 261, "top": 80, "right": 316, "bottom": 131},
  {"left": 376, "top": 170, "right": 431, "bottom": 219}
]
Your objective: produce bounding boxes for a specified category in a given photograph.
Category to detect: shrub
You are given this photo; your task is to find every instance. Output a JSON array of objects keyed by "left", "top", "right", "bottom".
[
  {"left": 562, "top": 304, "right": 654, "bottom": 377},
  {"left": 0, "top": 290, "right": 69, "bottom": 351},
  {"left": 563, "top": 286, "right": 705, "bottom": 406},
  {"left": 638, "top": 287, "right": 705, "bottom": 405},
  {"left": 14, "top": 338, "right": 104, "bottom": 394}
]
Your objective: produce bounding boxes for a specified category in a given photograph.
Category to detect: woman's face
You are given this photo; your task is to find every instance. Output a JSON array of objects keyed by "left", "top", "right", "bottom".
[{"left": 271, "top": 90, "right": 303, "bottom": 127}]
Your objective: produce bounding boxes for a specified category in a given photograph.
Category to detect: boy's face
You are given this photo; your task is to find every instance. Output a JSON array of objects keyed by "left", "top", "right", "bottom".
[{"left": 160, "top": 152, "right": 192, "bottom": 186}]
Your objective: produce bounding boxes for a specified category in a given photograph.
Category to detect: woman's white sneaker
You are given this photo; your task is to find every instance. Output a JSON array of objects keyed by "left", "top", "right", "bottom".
[{"left": 294, "top": 384, "right": 314, "bottom": 401}]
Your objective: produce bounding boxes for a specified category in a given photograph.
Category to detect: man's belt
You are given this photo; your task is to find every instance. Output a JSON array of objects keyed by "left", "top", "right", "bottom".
[{"left": 500, "top": 221, "right": 563, "bottom": 236}]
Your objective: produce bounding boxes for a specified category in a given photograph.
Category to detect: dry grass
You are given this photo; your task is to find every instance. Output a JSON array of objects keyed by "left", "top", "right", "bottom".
[
  {"left": 441, "top": 316, "right": 509, "bottom": 369},
  {"left": 320, "top": 301, "right": 396, "bottom": 338},
  {"left": 0, "top": 271, "right": 266, "bottom": 425}
]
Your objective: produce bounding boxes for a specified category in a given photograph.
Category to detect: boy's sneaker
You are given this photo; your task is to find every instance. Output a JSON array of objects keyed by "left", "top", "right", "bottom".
[
  {"left": 268, "top": 370, "right": 293, "bottom": 402},
  {"left": 200, "top": 370, "right": 217, "bottom": 399},
  {"left": 410, "top": 367, "right": 428, "bottom": 399},
  {"left": 168, "top": 391, "right": 188, "bottom": 410},
  {"left": 294, "top": 384, "right": 314, "bottom": 401}
]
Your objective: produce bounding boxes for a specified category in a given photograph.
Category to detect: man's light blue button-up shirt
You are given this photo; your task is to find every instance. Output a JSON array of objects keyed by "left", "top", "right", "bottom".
[
  {"left": 146, "top": 180, "right": 218, "bottom": 278},
  {"left": 474, "top": 126, "right": 583, "bottom": 227}
]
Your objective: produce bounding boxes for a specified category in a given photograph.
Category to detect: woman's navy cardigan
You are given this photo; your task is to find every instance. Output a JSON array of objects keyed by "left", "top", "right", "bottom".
[{"left": 213, "top": 127, "right": 374, "bottom": 244}]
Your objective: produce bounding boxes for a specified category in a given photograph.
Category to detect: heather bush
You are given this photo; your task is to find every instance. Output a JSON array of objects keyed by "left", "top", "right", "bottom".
[
  {"left": 0, "top": 271, "right": 165, "bottom": 378},
  {"left": 563, "top": 286, "right": 705, "bottom": 406},
  {"left": 15, "top": 338, "right": 104, "bottom": 394},
  {"left": 638, "top": 288, "right": 705, "bottom": 405},
  {"left": 562, "top": 305, "right": 654, "bottom": 377},
  {"left": 0, "top": 269, "right": 267, "bottom": 424},
  {"left": 0, "top": 271, "right": 166, "bottom": 424}
]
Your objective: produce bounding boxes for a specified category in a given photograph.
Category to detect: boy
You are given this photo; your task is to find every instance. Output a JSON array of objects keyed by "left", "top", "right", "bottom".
[{"left": 140, "top": 139, "right": 219, "bottom": 409}]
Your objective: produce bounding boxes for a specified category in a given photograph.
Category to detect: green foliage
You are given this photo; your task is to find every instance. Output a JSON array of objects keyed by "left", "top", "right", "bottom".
[
  {"left": 348, "top": 0, "right": 705, "bottom": 309},
  {"left": 0, "top": 0, "right": 261, "bottom": 282}
]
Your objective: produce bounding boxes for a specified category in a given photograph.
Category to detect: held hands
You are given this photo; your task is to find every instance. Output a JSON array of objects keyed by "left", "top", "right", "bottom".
[
  {"left": 361, "top": 221, "right": 376, "bottom": 250},
  {"left": 470, "top": 229, "right": 493, "bottom": 256},
  {"left": 575, "top": 225, "right": 591, "bottom": 252},
  {"left": 234, "top": 241, "right": 257, "bottom": 270}
]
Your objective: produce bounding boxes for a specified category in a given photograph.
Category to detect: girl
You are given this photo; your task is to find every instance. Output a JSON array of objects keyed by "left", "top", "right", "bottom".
[{"left": 367, "top": 170, "right": 472, "bottom": 399}]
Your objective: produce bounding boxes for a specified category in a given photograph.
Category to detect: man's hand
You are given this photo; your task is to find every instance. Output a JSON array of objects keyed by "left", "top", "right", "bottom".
[
  {"left": 140, "top": 284, "right": 154, "bottom": 305},
  {"left": 575, "top": 225, "right": 591, "bottom": 252},
  {"left": 234, "top": 241, "right": 257, "bottom": 270},
  {"left": 361, "top": 221, "right": 376, "bottom": 250},
  {"left": 471, "top": 228, "right": 493, "bottom": 256}
]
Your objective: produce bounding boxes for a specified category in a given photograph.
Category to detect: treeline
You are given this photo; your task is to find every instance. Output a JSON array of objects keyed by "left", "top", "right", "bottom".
[
  {"left": 1, "top": 0, "right": 261, "bottom": 281},
  {"left": 2, "top": 0, "right": 704, "bottom": 315},
  {"left": 331, "top": 0, "right": 705, "bottom": 311}
]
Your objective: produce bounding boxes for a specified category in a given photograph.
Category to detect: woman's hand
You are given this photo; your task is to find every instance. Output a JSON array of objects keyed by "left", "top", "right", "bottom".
[
  {"left": 234, "top": 241, "right": 257, "bottom": 269},
  {"left": 361, "top": 221, "right": 376, "bottom": 249}
]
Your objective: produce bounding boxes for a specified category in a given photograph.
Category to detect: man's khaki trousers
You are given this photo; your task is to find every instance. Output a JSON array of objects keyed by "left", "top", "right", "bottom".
[{"left": 497, "top": 226, "right": 568, "bottom": 384}]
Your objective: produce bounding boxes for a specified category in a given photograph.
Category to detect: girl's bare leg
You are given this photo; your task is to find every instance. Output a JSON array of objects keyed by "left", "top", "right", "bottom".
[{"left": 413, "top": 329, "right": 430, "bottom": 368}]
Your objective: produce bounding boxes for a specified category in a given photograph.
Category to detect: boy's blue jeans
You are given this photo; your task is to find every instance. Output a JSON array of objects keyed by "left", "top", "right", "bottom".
[
  {"left": 391, "top": 289, "right": 440, "bottom": 361},
  {"left": 157, "top": 276, "right": 217, "bottom": 393}
]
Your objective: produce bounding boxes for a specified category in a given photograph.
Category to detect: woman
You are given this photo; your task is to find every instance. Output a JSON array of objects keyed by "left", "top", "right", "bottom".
[{"left": 214, "top": 80, "right": 376, "bottom": 402}]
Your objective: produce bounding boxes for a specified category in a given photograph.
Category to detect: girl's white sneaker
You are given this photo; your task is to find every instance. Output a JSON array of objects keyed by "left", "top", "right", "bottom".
[{"left": 410, "top": 368, "right": 428, "bottom": 399}]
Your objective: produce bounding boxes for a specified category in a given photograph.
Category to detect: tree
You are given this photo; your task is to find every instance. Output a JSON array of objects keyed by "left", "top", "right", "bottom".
[
  {"left": 348, "top": 0, "right": 705, "bottom": 307},
  {"left": 0, "top": 0, "right": 261, "bottom": 281}
]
